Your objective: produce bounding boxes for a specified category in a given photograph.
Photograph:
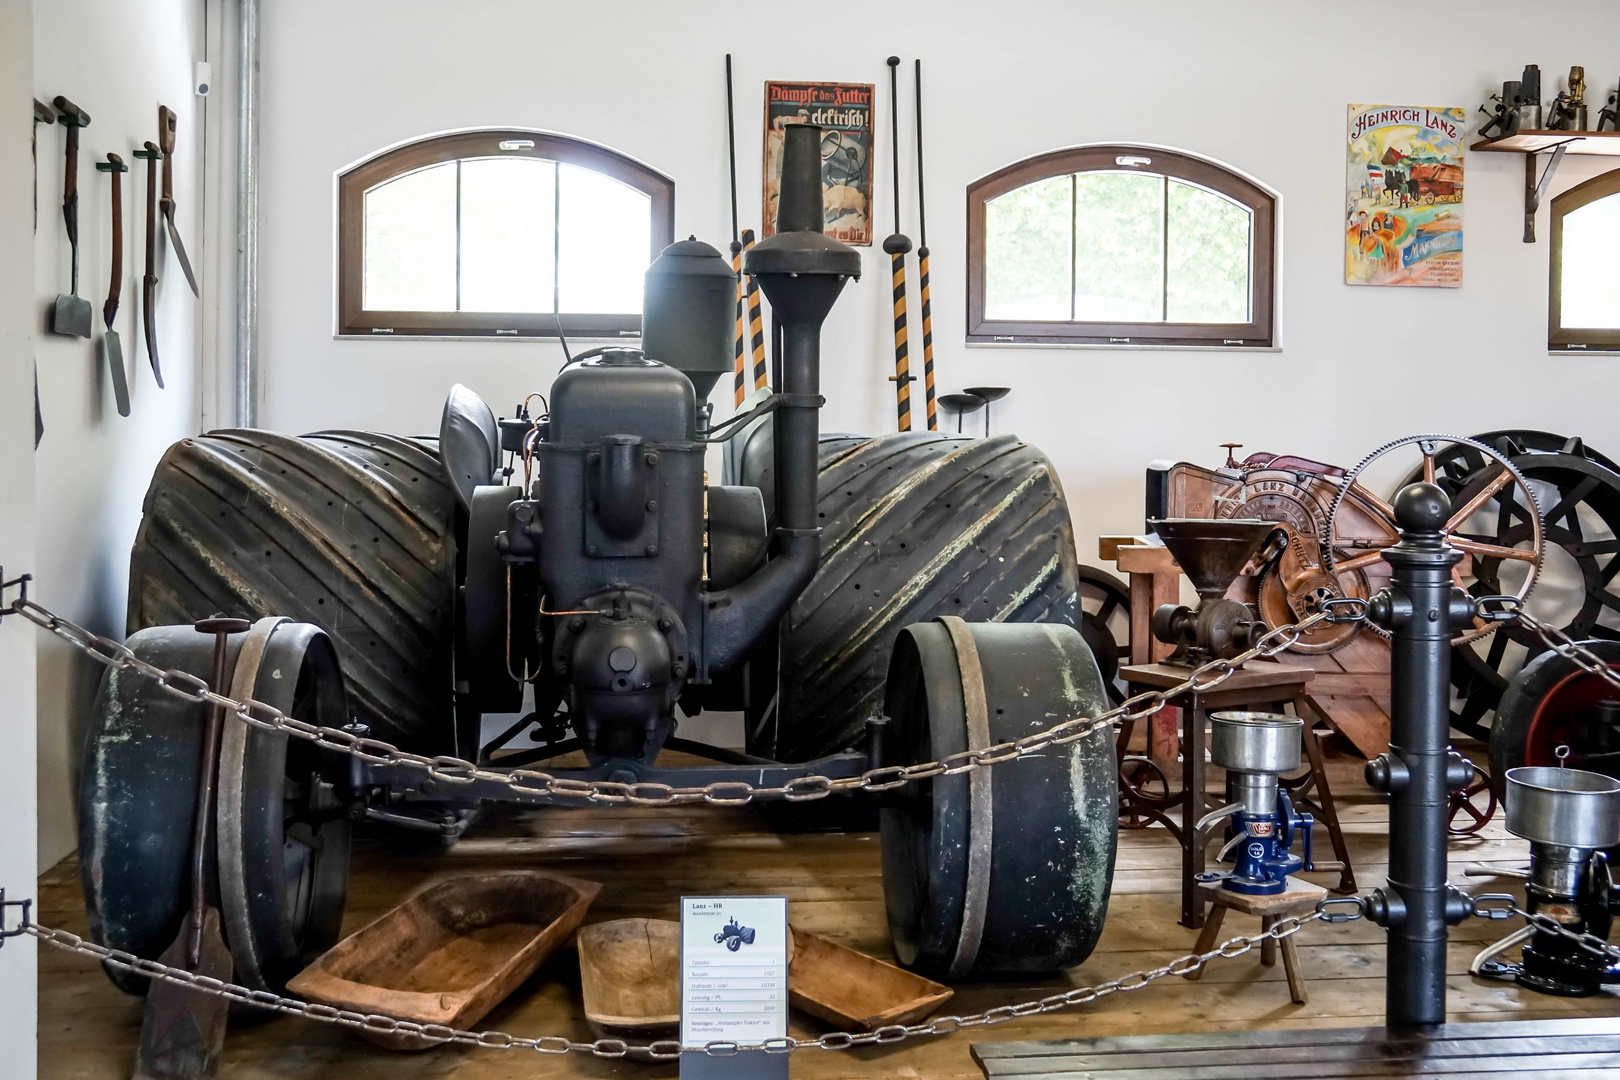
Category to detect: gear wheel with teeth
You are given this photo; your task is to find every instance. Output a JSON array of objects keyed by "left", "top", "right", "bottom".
[{"left": 1321, "top": 434, "right": 1543, "bottom": 646}]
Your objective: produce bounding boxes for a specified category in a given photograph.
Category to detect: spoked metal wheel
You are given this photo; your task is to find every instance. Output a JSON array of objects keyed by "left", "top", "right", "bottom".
[
  {"left": 1407, "top": 432, "right": 1620, "bottom": 738},
  {"left": 1446, "top": 762, "right": 1498, "bottom": 836},
  {"left": 1118, "top": 756, "right": 1170, "bottom": 829},
  {"left": 1077, "top": 565, "right": 1129, "bottom": 704},
  {"left": 1324, "top": 435, "right": 1544, "bottom": 647},
  {"left": 880, "top": 618, "right": 1117, "bottom": 979},
  {"left": 78, "top": 619, "right": 352, "bottom": 995}
]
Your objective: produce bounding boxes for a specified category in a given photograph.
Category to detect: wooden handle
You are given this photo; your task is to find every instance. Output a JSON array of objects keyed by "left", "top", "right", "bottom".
[
  {"left": 159, "top": 105, "right": 176, "bottom": 154},
  {"left": 61, "top": 122, "right": 78, "bottom": 237},
  {"left": 159, "top": 106, "right": 176, "bottom": 208},
  {"left": 143, "top": 142, "right": 160, "bottom": 277},
  {"left": 106, "top": 154, "right": 123, "bottom": 326},
  {"left": 51, "top": 95, "right": 90, "bottom": 126}
]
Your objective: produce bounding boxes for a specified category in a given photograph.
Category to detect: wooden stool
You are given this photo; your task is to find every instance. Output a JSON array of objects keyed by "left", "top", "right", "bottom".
[
  {"left": 1117, "top": 660, "right": 1355, "bottom": 928},
  {"left": 1184, "top": 876, "right": 1325, "bottom": 1005}
]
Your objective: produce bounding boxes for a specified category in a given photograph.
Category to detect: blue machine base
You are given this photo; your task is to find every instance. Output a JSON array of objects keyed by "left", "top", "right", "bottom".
[{"left": 1195, "top": 870, "right": 1287, "bottom": 896}]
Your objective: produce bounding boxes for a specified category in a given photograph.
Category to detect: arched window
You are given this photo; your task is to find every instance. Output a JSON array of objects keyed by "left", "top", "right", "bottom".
[
  {"left": 1551, "top": 168, "right": 1620, "bottom": 353},
  {"left": 338, "top": 129, "right": 674, "bottom": 338},
  {"left": 966, "top": 145, "right": 1276, "bottom": 347}
]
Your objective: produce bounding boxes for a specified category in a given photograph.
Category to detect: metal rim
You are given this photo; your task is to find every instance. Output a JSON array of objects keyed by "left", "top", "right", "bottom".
[
  {"left": 1322, "top": 434, "right": 1544, "bottom": 645},
  {"left": 938, "top": 616, "right": 992, "bottom": 979},
  {"left": 218, "top": 617, "right": 285, "bottom": 990},
  {"left": 217, "top": 619, "right": 351, "bottom": 992}
]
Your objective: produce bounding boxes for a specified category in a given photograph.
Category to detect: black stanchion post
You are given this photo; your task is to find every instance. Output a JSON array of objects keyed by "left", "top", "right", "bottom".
[{"left": 1363, "top": 482, "right": 1478, "bottom": 1026}]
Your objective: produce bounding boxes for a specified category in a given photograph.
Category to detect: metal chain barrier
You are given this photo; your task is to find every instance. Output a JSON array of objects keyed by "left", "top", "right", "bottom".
[
  {"left": 11, "top": 573, "right": 1620, "bottom": 1052},
  {"left": 0, "top": 580, "right": 1366, "bottom": 808},
  {"left": 1477, "top": 595, "right": 1620, "bottom": 697},
  {"left": 6, "top": 902, "right": 1345, "bottom": 1058}
]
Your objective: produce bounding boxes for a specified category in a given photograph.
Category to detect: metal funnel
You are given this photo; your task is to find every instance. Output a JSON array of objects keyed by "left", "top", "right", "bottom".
[{"left": 1150, "top": 519, "right": 1278, "bottom": 601}]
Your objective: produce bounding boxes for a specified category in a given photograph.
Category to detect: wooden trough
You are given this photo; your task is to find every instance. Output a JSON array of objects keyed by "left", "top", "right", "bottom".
[
  {"left": 788, "top": 927, "right": 953, "bottom": 1031},
  {"left": 287, "top": 870, "right": 600, "bottom": 1050},
  {"left": 575, "top": 918, "right": 953, "bottom": 1051}
]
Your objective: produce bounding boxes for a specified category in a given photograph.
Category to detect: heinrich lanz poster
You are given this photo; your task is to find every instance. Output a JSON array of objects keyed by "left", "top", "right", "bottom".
[
  {"left": 762, "top": 81, "right": 874, "bottom": 246},
  {"left": 1345, "top": 104, "right": 1465, "bottom": 287}
]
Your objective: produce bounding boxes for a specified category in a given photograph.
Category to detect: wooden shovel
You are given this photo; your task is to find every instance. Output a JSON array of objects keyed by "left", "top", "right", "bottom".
[{"left": 134, "top": 617, "right": 250, "bottom": 1080}]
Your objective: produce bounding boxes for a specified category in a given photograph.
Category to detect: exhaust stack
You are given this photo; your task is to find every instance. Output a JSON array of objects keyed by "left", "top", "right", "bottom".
[{"left": 707, "top": 125, "right": 860, "bottom": 670}]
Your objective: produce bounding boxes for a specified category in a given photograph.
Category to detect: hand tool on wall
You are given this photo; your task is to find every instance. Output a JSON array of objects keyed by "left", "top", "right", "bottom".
[
  {"left": 32, "top": 99, "right": 56, "bottom": 447},
  {"left": 49, "top": 96, "right": 93, "bottom": 339},
  {"left": 32, "top": 98, "right": 55, "bottom": 231},
  {"left": 882, "top": 57, "right": 913, "bottom": 432},
  {"left": 158, "top": 105, "right": 199, "bottom": 297},
  {"left": 135, "top": 142, "right": 166, "bottom": 388},
  {"left": 914, "top": 59, "right": 937, "bottom": 432},
  {"left": 95, "top": 153, "right": 131, "bottom": 417},
  {"left": 726, "top": 54, "right": 747, "bottom": 407},
  {"left": 133, "top": 618, "right": 250, "bottom": 1080}
]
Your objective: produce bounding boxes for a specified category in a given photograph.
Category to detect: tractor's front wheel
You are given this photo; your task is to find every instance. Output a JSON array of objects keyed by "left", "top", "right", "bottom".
[
  {"left": 78, "top": 619, "right": 352, "bottom": 995},
  {"left": 879, "top": 618, "right": 1117, "bottom": 979}
]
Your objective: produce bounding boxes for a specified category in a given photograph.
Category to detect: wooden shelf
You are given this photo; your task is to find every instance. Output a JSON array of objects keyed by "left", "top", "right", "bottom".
[{"left": 1472, "top": 129, "right": 1620, "bottom": 156}]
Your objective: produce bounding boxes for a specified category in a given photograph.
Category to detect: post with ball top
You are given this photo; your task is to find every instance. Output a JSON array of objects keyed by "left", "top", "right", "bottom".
[{"left": 1362, "top": 482, "right": 1482, "bottom": 1026}]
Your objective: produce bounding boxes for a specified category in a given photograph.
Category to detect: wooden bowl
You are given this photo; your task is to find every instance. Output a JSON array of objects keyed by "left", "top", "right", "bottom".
[
  {"left": 286, "top": 870, "right": 601, "bottom": 1050},
  {"left": 577, "top": 917, "right": 681, "bottom": 1043},
  {"left": 788, "top": 927, "right": 953, "bottom": 1031}
]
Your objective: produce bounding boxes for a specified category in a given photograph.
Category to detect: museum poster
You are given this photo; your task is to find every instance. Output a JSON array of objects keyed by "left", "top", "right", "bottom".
[
  {"left": 1345, "top": 104, "right": 1465, "bottom": 287},
  {"left": 762, "top": 81, "right": 874, "bottom": 246}
]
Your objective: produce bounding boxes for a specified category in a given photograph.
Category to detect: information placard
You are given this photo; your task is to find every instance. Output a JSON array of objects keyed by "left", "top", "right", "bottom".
[{"left": 679, "top": 895, "right": 789, "bottom": 1049}]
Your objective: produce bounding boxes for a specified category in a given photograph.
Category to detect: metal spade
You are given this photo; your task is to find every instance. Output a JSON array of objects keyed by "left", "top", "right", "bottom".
[
  {"left": 135, "top": 142, "right": 165, "bottom": 388},
  {"left": 158, "top": 106, "right": 199, "bottom": 297},
  {"left": 49, "top": 96, "right": 92, "bottom": 338},
  {"left": 133, "top": 618, "right": 250, "bottom": 1080},
  {"left": 96, "top": 153, "right": 131, "bottom": 416}
]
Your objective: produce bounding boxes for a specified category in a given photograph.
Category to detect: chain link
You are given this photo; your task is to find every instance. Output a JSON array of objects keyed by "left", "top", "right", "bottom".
[
  {"left": 4, "top": 594, "right": 1346, "bottom": 807},
  {"left": 1487, "top": 597, "right": 1620, "bottom": 697},
  {"left": 1508, "top": 905, "right": 1620, "bottom": 963},
  {"left": 18, "top": 907, "right": 1336, "bottom": 1057}
]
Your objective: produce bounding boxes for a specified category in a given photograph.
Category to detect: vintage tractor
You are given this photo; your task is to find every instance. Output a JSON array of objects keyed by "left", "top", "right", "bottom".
[{"left": 79, "top": 125, "right": 1116, "bottom": 994}]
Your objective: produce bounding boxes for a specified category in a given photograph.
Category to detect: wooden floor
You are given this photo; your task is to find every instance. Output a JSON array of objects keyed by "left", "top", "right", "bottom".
[{"left": 37, "top": 766, "right": 1620, "bottom": 1080}]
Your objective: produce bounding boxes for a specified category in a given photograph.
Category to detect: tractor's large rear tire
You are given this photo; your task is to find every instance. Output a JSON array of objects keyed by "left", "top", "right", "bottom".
[
  {"left": 127, "top": 429, "right": 458, "bottom": 753},
  {"left": 755, "top": 432, "right": 1082, "bottom": 762}
]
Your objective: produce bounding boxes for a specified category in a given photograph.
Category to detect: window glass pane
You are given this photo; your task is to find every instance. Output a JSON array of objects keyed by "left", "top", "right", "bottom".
[
  {"left": 1074, "top": 172, "right": 1163, "bottom": 322},
  {"left": 460, "top": 158, "right": 556, "bottom": 313},
  {"left": 557, "top": 163, "right": 651, "bottom": 314},
  {"left": 1561, "top": 193, "right": 1620, "bottom": 330},
  {"left": 983, "top": 176, "right": 1072, "bottom": 320},
  {"left": 1166, "top": 180, "right": 1251, "bottom": 323},
  {"left": 364, "top": 162, "right": 457, "bottom": 311}
]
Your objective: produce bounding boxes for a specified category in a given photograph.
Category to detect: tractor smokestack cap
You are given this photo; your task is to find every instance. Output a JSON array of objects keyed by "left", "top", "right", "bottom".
[{"left": 744, "top": 124, "right": 861, "bottom": 281}]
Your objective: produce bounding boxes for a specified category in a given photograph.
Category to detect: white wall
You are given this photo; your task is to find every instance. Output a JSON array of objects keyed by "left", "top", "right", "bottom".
[
  {"left": 1, "top": 0, "right": 40, "bottom": 1064},
  {"left": 254, "top": 0, "right": 1620, "bottom": 563},
  {"left": 32, "top": 0, "right": 206, "bottom": 869}
]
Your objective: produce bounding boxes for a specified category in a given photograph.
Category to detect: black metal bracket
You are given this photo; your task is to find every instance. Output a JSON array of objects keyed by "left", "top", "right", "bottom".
[
  {"left": 1524, "top": 142, "right": 1573, "bottom": 243},
  {"left": 0, "top": 568, "right": 32, "bottom": 620},
  {"left": 0, "top": 889, "right": 33, "bottom": 947}
]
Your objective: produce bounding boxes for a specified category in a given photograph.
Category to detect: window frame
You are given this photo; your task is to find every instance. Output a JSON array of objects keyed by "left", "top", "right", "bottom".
[
  {"left": 337, "top": 129, "right": 674, "bottom": 339},
  {"left": 965, "top": 144, "right": 1277, "bottom": 348},
  {"left": 1549, "top": 167, "right": 1620, "bottom": 353}
]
